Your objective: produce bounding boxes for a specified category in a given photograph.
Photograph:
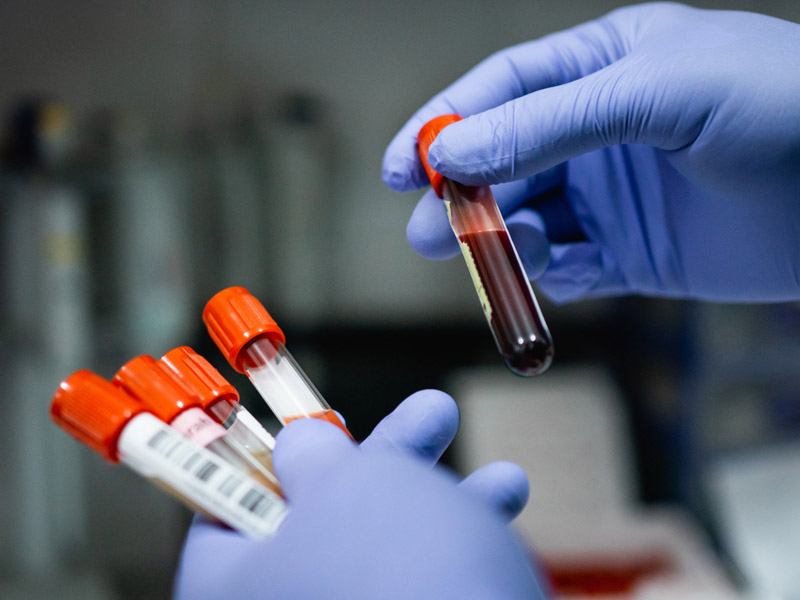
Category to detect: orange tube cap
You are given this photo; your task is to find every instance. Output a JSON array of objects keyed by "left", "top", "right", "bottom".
[
  {"left": 113, "top": 355, "right": 198, "bottom": 423},
  {"left": 203, "top": 287, "right": 286, "bottom": 373},
  {"left": 159, "top": 346, "right": 239, "bottom": 410},
  {"left": 417, "top": 114, "right": 462, "bottom": 198},
  {"left": 51, "top": 370, "right": 145, "bottom": 462}
]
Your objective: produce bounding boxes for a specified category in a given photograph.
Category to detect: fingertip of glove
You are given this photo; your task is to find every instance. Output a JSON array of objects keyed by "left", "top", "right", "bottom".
[
  {"left": 382, "top": 153, "right": 428, "bottom": 192},
  {"left": 536, "top": 243, "right": 620, "bottom": 304},
  {"left": 491, "top": 461, "right": 530, "bottom": 518},
  {"left": 427, "top": 135, "right": 461, "bottom": 180},
  {"left": 382, "top": 164, "right": 412, "bottom": 192},
  {"left": 404, "top": 389, "right": 460, "bottom": 443},
  {"left": 506, "top": 211, "right": 551, "bottom": 279},
  {"left": 274, "top": 418, "right": 355, "bottom": 473},
  {"left": 407, "top": 224, "right": 460, "bottom": 260},
  {"left": 407, "top": 192, "right": 461, "bottom": 260},
  {"left": 428, "top": 117, "right": 507, "bottom": 186},
  {"left": 406, "top": 388, "right": 458, "bottom": 419}
]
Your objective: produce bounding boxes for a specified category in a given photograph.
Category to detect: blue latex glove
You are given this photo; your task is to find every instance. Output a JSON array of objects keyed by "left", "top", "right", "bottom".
[
  {"left": 360, "top": 389, "right": 529, "bottom": 519},
  {"left": 383, "top": 3, "right": 800, "bottom": 303},
  {"left": 174, "top": 391, "right": 541, "bottom": 599}
]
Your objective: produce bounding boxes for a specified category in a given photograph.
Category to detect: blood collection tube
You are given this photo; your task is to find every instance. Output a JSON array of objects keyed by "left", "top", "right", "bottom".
[
  {"left": 159, "top": 346, "right": 277, "bottom": 478},
  {"left": 50, "top": 370, "right": 287, "bottom": 539},
  {"left": 113, "top": 355, "right": 282, "bottom": 496},
  {"left": 417, "top": 114, "right": 554, "bottom": 377},
  {"left": 203, "top": 286, "right": 352, "bottom": 438}
]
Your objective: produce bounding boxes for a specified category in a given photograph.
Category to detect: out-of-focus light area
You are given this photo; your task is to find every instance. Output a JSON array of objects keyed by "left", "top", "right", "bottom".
[{"left": 2, "top": 1, "right": 800, "bottom": 598}]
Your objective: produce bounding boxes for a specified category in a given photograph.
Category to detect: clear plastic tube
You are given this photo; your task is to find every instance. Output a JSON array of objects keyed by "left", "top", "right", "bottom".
[
  {"left": 50, "top": 370, "right": 287, "bottom": 539},
  {"left": 118, "top": 412, "right": 285, "bottom": 538},
  {"left": 418, "top": 114, "right": 553, "bottom": 377},
  {"left": 158, "top": 347, "right": 279, "bottom": 488},
  {"left": 242, "top": 337, "right": 349, "bottom": 434},
  {"left": 441, "top": 178, "right": 553, "bottom": 376},
  {"left": 180, "top": 408, "right": 282, "bottom": 496},
  {"left": 208, "top": 400, "right": 276, "bottom": 475},
  {"left": 203, "top": 287, "right": 353, "bottom": 438},
  {"left": 114, "top": 356, "right": 282, "bottom": 495}
]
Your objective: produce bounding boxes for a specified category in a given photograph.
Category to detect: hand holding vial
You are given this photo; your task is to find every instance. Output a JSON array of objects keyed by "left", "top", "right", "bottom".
[
  {"left": 175, "top": 391, "right": 540, "bottom": 600},
  {"left": 418, "top": 115, "right": 553, "bottom": 376}
]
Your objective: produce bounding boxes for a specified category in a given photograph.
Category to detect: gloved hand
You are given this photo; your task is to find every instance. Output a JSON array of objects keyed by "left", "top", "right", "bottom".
[
  {"left": 174, "top": 391, "right": 542, "bottom": 599},
  {"left": 360, "top": 389, "right": 529, "bottom": 519},
  {"left": 383, "top": 2, "right": 800, "bottom": 303}
]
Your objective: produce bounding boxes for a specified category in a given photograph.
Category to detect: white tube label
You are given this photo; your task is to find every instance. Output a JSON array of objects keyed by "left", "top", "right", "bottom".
[
  {"left": 118, "top": 413, "right": 287, "bottom": 539},
  {"left": 235, "top": 409, "right": 276, "bottom": 450}
]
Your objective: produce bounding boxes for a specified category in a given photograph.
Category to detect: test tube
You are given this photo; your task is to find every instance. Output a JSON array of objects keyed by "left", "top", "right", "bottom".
[
  {"left": 417, "top": 114, "right": 553, "bottom": 377},
  {"left": 203, "top": 286, "right": 352, "bottom": 438},
  {"left": 158, "top": 346, "right": 277, "bottom": 478},
  {"left": 114, "top": 355, "right": 282, "bottom": 496},
  {"left": 50, "top": 370, "right": 287, "bottom": 539}
]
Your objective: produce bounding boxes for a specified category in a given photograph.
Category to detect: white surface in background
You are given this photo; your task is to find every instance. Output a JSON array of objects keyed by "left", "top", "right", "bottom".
[
  {"left": 449, "top": 365, "right": 742, "bottom": 599},
  {"left": 452, "top": 365, "right": 636, "bottom": 521},
  {"left": 709, "top": 443, "right": 800, "bottom": 600}
]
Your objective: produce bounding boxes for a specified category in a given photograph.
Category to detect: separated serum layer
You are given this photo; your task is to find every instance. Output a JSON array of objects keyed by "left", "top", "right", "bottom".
[
  {"left": 241, "top": 336, "right": 346, "bottom": 430},
  {"left": 418, "top": 114, "right": 553, "bottom": 377},
  {"left": 203, "top": 286, "right": 352, "bottom": 438}
]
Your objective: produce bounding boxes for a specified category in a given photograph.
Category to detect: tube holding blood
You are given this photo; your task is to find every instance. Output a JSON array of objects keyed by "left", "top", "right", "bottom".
[
  {"left": 203, "top": 286, "right": 352, "bottom": 438},
  {"left": 50, "top": 370, "right": 287, "bottom": 539},
  {"left": 417, "top": 114, "right": 553, "bottom": 377}
]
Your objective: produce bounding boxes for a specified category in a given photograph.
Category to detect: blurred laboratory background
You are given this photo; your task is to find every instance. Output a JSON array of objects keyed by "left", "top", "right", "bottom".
[{"left": 2, "top": 0, "right": 800, "bottom": 598}]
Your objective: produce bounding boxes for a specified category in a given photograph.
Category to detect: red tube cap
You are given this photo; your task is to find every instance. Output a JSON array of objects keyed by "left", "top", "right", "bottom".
[
  {"left": 113, "top": 355, "right": 199, "bottom": 423},
  {"left": 417, "top": 114, "right": 462, "bottom": 198},
  {"left": 159, "top": 346, "right": 239, "bottom": 410},
  {"left": 203, "top": 287, "right": 286, "bottom": 373},
  {"left": 51, "top": 370, "right": 146, "bottom": 462}
]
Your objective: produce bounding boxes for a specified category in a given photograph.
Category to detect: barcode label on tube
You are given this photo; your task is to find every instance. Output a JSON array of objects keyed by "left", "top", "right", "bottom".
[{"left": 117, "top": 413, "right": 287, "bottom": 539}]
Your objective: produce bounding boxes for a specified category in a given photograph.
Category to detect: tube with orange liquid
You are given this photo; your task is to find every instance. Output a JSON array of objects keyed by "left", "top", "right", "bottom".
[{"left": 203, "top": 286, "right": 352, "bottom": 438}]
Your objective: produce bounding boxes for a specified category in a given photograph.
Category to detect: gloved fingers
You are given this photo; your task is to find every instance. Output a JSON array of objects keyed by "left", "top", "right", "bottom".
[
  {"left": 491, "top": 165, "right": 565, "bottom": 215},
  {"left": 459, "top": 461, "right": 530, "bottom": 522},
  {"left": 504, "top": 181, "right": 587, "bottom": 280},
  {"left": 427, "top": 52, "right": 706, "bottom": 187},
  {"left": 407, "top": 188, "right": 460, "bottom": 260},
  {"left": 382, "top": 14, "right": 632, "bottom": 193},
  {"left": 536, "top": 242, "right": 628, "bottom": 304},
  {"left": 407, "top": 168, "right": 565, "bottom": 261},
  {"left": 273, "top": 418, "right": 358, "bottom": 500},
  {"left": 174, "top": 515, "right": 255, "bottom": 600},
  {"left": 333, "top": 410, "right": 346, "bottom": 427},
  {"left": 506, "top": 208, "right": 551, "bottom": 280},
  {"left": 178, "top": 515, "right": 245, "bottom": 557},
  {"left": 526, "top": 187, "right": 586, "bottom": 244},
  {"left": 360, "top": 389, "right": 459, "bottom": 464}
]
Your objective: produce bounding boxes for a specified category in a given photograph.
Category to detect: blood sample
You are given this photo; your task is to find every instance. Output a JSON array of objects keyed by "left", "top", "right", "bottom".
[
  {"left": 203, "top": 286, "right": 352, "bottom": 439},
  {"left": 418, "top": 114, "right": 553, "bottom": 376},
  {"left": 158, "top": 346, "right": 277, "bottom": 479},
  {"left": 50, "top": 370, "right": 287, "bottom": 539},
  {"left": 114, "top": 355, "right": 282, "bottom": 496}
]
